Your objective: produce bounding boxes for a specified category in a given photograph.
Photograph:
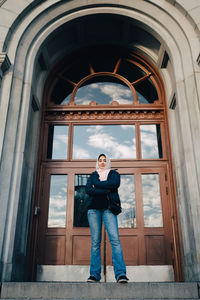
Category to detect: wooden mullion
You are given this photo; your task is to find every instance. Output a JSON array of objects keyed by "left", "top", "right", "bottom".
[
  {"left": 89, "top": 64, "right": 95, "bottom": 74},
  {"left": 160, "top": 121, "right": 167, "bottom": 160},
  {"left": 135, "top": 122, "right": 142, "bottom": 160},
  {"left": 68, "top": 123, "right": 73, "bottom": 160},
  {"left": 43, "top": 123, "right": 49, "bottom": 161},
  {"left": 131, "top": 72, "right": 152, "bottom": 86},
  {"left": 113, "top": 58, "right": 122, "bottom": 74},
  {"left": 135, "top": 172, "right": 146, "bottom": 264},
  {"left": 57, "top": 74, "right": 77, "bottom": 87},
  {"left": 65, "top": 172, "right": 74, "bottom": 264},
  {"left": 135, "top": 172, "right": 144, "bottom": 229}
]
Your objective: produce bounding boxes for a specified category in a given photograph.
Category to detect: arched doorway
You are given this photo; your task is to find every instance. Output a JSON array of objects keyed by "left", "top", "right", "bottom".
[{"left": 30, "top": 45, "right": 182, "bottom": 281}]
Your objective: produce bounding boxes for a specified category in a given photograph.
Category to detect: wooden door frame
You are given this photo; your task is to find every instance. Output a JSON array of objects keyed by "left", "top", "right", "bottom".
[{"left": 27, "top": 48, "right": 184, "bottom": 281}]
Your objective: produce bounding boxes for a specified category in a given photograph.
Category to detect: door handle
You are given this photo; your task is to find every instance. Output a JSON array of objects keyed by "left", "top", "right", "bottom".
[{"left": 34, "top": 206, "right": 40, "bottom": 216}]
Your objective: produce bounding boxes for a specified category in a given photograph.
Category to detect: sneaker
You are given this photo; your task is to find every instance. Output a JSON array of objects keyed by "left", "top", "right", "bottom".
[
  {"left": 117, "top": 275, "right": 129, "bottom": 283},
  {"left": 87, "top": 276, "right": 100, "bottom": 283}
]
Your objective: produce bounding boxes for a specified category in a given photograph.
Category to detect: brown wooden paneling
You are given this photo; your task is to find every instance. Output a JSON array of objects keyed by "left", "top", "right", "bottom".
[
  {"left": 72, "top": 235, "right": 91, "bottom": 264},
  {"left": 120, "top": 236, "right": 139, "bottom": 265},
  {"left": 106, "top": 233, "right": 139, "bottom": 266},
  {"left": 44, "top": 235, "right": 65, "bottom": 265},
  {"left": 145, "top": 235, "right": 166, "bottom": 265}
]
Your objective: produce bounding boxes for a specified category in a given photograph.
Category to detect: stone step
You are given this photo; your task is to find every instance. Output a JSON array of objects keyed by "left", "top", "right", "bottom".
[{"left": 0, "top": 282, "right": 199, "bottom": 299}]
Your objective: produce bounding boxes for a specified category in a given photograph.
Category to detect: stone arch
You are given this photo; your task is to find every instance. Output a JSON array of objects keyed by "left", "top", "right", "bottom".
[{"left": 0, "top": 0, "right": 200, "bottom": 281}]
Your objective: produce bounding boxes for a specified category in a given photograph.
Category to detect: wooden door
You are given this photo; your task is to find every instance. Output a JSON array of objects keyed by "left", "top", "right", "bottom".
[{"left": 37, "top": 165, "right": 172, "bottom": 267}]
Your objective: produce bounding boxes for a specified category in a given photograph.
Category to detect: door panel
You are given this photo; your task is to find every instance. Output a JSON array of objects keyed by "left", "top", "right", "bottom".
[
  {"left": 118, "top": 235, "right": 139, "bottom": 265},
  {"left": 44, "top": 235, "right": 65, "bottom": 264},
  {"left": 72, "top": 235, "right": 91, "bottom": 264},
  {"left": 145, "top": 235, "right": 166, "bottom": 265}
]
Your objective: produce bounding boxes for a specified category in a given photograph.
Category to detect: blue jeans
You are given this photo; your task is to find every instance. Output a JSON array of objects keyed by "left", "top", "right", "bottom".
[{"left": 87, "top": 209, "right": 126, "bottom": 281}]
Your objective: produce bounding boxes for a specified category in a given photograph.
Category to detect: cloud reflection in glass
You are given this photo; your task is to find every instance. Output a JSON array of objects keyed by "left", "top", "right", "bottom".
[
  {"left": 140, "top": 125, "right": 162, "bottom": 159},
  {"left": 61, "top": 81, "right": 150, "bottom": 105},
  {"left": 73, "top": 125, "right": 136, "bottom": 159},
  {"left": 48, "top": 175, "right": 67, "bottom": 228},
  {"left": 74, "top": 82, "right": 133, "bottom": 105},
  {"left": 142, "top": 174, "right": 163, "bottom": 227},
  {"left": 47, "top": 125, "right": 68, "bottom": 159},
  {"left": 118, "top": 175, "right": 136, "bottom": 228}
]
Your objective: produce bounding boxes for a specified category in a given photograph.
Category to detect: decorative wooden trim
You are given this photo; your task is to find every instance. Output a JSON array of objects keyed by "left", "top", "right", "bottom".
[{"left": 45, "top": 109, "right": 164, "bottom": 121}]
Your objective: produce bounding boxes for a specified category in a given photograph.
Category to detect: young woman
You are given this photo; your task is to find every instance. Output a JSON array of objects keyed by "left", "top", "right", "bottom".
[{"left": 85, "top": 154, "right": 128, "bottom": 283}]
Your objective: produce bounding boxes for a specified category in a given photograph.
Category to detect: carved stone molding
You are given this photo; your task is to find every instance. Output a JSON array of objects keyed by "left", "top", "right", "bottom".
[
  {"left": 45, "top": 109, "right": 164, "bottom": 121},
  {"left": 0, "top": 53, "right": 11, "bottom": 73}
]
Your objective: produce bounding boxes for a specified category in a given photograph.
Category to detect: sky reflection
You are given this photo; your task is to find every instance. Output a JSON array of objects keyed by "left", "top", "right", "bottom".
[
  {"left": 75, "top": 82, "right": 133, "bottom": 105},
  {"left": 73, "top": 125, "right": 136, "bottom": 159},
  {"left": 142, "top": 174, "right": 163, "bottom": 227},
  {"left": 118, "top": 175, "right": 136, "bottom": 228},
  {"left": 47, "top": 173, "right": 163, "bottom": 229},
  {"left": 60, "top": 81, "right": 149, "bottom": 105},
  {"left": 48, "top": 175, "right": 67, "bottom": 228},
  {"left": 140, "top": 125, "right": 161, "bottom": 158},
  {"left": 51, "top": 126, "right": 68, "bottom": 159}
]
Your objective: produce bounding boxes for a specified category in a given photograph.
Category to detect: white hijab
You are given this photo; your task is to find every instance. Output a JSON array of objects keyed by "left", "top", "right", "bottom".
[{"left": 96, "top": 154, "right": 111, "bottom": 181}]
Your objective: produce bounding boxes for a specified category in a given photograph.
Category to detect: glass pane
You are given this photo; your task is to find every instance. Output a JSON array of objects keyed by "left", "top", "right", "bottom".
[
  {"left": 50, "top": 79, "right": 73, "bottom": 105},
  {"left": 118, "top": 60, "right": 144, "bottom": 83},
  {"left": 137, "top": 91, "right": 152, "bottom": 104},
  {"left": 60, "top": 93, "right": 71, "bottom": 105},
  {"left": 142, "top": 174, "right": 163, "bottom": 227},
  {"left": 75, "top": 78, "right": 133, "bottom": 105},
  {"left": 73, "top": 125, "right": 136, "bottom": 159},
  {"left": 74, "top": 174, "right": 90, "bottom": 227},
  {"left": 140, "top": 124, "right": 162, "bottom": 158},
  {"left": 118, "top": 175, "right": 136, "bottom": 228},
  {"left": 47, "top": 125, "right": 68, "bottom": 159},
  {"left": 136, "top": 78, "right": 158, "bottom": 104},
  {"left": 118, "top": 60, "right": 158, "bottom": 104},
  {"left": 48, "top": 175, "right": 67, "bottom": 228}
]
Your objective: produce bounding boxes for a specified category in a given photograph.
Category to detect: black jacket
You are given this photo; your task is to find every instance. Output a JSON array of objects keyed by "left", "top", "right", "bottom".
[{"left": 85, "top": 169, "right": 121, "bottom": 210}]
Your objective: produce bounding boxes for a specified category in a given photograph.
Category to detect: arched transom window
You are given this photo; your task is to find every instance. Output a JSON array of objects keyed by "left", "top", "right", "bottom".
[{"left": 47, "top": 46, "right": 161, "bottom": 107}]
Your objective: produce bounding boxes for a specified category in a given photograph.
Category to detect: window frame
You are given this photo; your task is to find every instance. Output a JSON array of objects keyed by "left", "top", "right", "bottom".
[
  {"left": 45, "top": 49, "right": 163, "bottom": 107},
  {"left": 43, "top": 121, "right": 167, "bottom": 161}
]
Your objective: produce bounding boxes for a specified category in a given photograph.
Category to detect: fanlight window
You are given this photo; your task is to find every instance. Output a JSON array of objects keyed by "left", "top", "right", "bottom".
[
  {"left": 48, "top": 48, "right": 160, "bottom": 106},
  {"left": 74, "top": 77, "right": 133, "bottom": 105}
]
